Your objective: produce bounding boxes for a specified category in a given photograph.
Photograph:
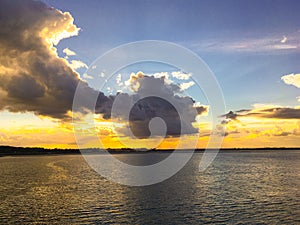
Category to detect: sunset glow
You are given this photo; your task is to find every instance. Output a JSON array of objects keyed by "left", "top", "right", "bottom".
[{"left": 0, "top": 0, "right": 299, "bottom": 149}]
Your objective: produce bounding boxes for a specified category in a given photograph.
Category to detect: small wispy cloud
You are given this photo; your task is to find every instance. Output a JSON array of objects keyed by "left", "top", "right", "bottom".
[
  {"left": 271, "top": 44, "right": 297, "bottom": 50},
  {"left": 189, "top": 32, "right": 299, "bottom": 53},
  {"left": 83, "top": 73, "right": 93, "bottom": 80},
  {"left": 280, "top": 36, "right": 287, "bottom": 43},
  {"left": 153, "top": 72, "right": 169, "bottom": 79},
  {"left": 171, "top": 71, "right": 191, "bottom": 80},
  {"left": 180, "top": 81, "right": 195, "bottom": 91},
  {"left": 116, "top": 74, "right": 123, "bottom": 86},
  {"left": 106, "top": 86, "right": 113, "bottom": 94},
  {"left": 63, "top": 48, "right": 76, "bottom": 56},
  {"left": 99, "top": 72, "right": 105, "bottom": 78}
]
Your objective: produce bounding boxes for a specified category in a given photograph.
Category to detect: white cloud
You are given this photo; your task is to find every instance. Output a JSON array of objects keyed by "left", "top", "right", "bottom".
[
  {"left": 297, "top": 96, "right": 300, "bottom": 102},
  {"left": 171, "top": 71, "right": 191, "bottom": 80},
  {"left": 69, "top": 60, "right": 88, "bottom": 70},
  {"left": 63, "top": 48, "right": 76, "bottom": 56},
  {"left": 152, "top": 72, "right": 176, "bottom": 85},
  {"left": 124, "top": 72, "right": 144, "bottom": 91},
  {"left": 180, "top": 81, "right": 195, "bottom": 91},
  {"left": 190, "top": 33, "right": 299, "bottom": 53},
  {"left": 272, "top": 44, "right": 297, "bottom": 50},
  {"left": 83, "top": 73, "right": 93, "bottom": 79},
  {"left": 116, "top": 74, "right": 123, "bottom": 86},
  {"left": 280, "top": 36, "right": 287, "bottom": 43},
  {"left": 106, "top": 86, "right": 114, "bottom": 95},
  {"left": 281, "top": 73, "right": 300, "bottom": 88},
  {"left": 153, "top": 72, "right": 169, "bottom": 79}
]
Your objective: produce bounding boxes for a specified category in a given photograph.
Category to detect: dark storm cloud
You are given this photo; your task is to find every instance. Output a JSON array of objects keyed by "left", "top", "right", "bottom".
[
  {"left": 0, "top": 0, "right": 112, "bottom": 119},
  {"left": 6, "top": 75, "right": 45, "bottom": 100},
  {"left": 111, "top": 72, "right": 208, "bottom": 137}
]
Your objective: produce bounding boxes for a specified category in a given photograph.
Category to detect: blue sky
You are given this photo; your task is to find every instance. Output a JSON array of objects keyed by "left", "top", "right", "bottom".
[
  {"left": 1, "top": 0, "right": 299, "bottom": 148},
  {"left": 44, "top": 0, "right": 300, "bottom": 110}
]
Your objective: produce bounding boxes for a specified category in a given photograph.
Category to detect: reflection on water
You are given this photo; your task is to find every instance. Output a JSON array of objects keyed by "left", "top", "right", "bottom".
[{"left": 0, "top": 151, "right": 299, "bottom": 224}]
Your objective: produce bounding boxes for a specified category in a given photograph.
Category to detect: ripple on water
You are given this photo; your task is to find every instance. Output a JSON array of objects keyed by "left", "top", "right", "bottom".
[{"left": 0, "top": 152, "right": 299, "bottom": 224}]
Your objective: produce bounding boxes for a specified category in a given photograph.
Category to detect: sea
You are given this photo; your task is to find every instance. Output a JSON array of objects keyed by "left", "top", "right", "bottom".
[{"left": 0, "top": 150, "right": 299, "bottom": 224}]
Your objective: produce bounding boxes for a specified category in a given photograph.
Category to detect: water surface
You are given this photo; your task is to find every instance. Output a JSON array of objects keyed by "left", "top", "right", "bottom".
[{"left": 0, "top": 151, "right": 299, "bottom": 224}]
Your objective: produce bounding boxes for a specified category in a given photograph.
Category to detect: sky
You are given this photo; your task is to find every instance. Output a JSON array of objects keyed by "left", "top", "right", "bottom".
[{"left": 0, "top": 0, "right": 299, "bottom": 148}]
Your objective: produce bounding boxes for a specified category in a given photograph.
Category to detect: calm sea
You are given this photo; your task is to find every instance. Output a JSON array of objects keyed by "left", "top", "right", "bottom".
[{"left": 0, "top": 151, "right": 299, "bottom": 224}]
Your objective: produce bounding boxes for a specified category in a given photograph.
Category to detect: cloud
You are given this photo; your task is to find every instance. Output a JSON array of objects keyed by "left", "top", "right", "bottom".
[
  {"left": 281, "top": 73, "right": 300, "bottom": 88},
  {"left": 222, "top": 111, "right": 238, "bottom": 120},
  {"left": 222, "top": 107, "right": 300, "bottom": 120},
  {"left": 180, "top": 81, "right": 195, "bottom": 91},
  {"left": 63, "top": 48, "right": 76, "bottom": 56},
  {"left": 69, "top": 60, "right": 88, "bottom": 70},
  {"left": 272, "top": 44, "right": 297, "bottom": 50},
  {"left": 280, "top": 36, "right": 287, "bottom": 43},
  {"left": 220, "top": 110, "right": 244, "bottom": 125},
  {"left": 151, "top": 71, "right": 193, "bottom": 84},
  {"left": 152, "top": 72, "right": 176, "bottom": 85},
  {"left": 0, "top": 0, "right": 110, "bottom": 119},
  {"left": 171, "top": 71, "right": 191, "bottom": 80},
  {"left": 99, "top": 72, "right": 105, "bottom": 78},
  {"left": 297, "top": 96, "right": 300, "bottom": 102},
  {"left": 219, "top": 105, "right": 300, "bottom": 139},
  {"left": 221, "top": 104, "right": 300, "bottom": 124},
  {"left": 83, "top": 73, "right": 93, "bottom": 80},
  {"left": 190, "top": 33, "right": 299, "bottom": 53},
  {"left": 153, "top": 72, "right": 169, "bottom": 79},
  {"left": 111, "top": 72, "right": 207, "bottom": 137},
  {"left": 116, "top": 74, "right": 123, "bottom": 86},
  {"left": 194, "top": 102, "right": 209, "bottom": 115},
  {"left": 251, "top": 107, "right": 300, "bottom": 119}
]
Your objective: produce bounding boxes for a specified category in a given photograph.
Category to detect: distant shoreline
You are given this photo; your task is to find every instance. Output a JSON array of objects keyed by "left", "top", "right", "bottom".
[{"left": 0, "top": 146, "right": 299, "bottom": 157}]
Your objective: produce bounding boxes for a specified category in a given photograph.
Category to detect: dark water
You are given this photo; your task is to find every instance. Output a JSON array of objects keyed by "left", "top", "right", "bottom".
[{"left": 0, "top": 151, "right": 299, "bottom": 224}]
